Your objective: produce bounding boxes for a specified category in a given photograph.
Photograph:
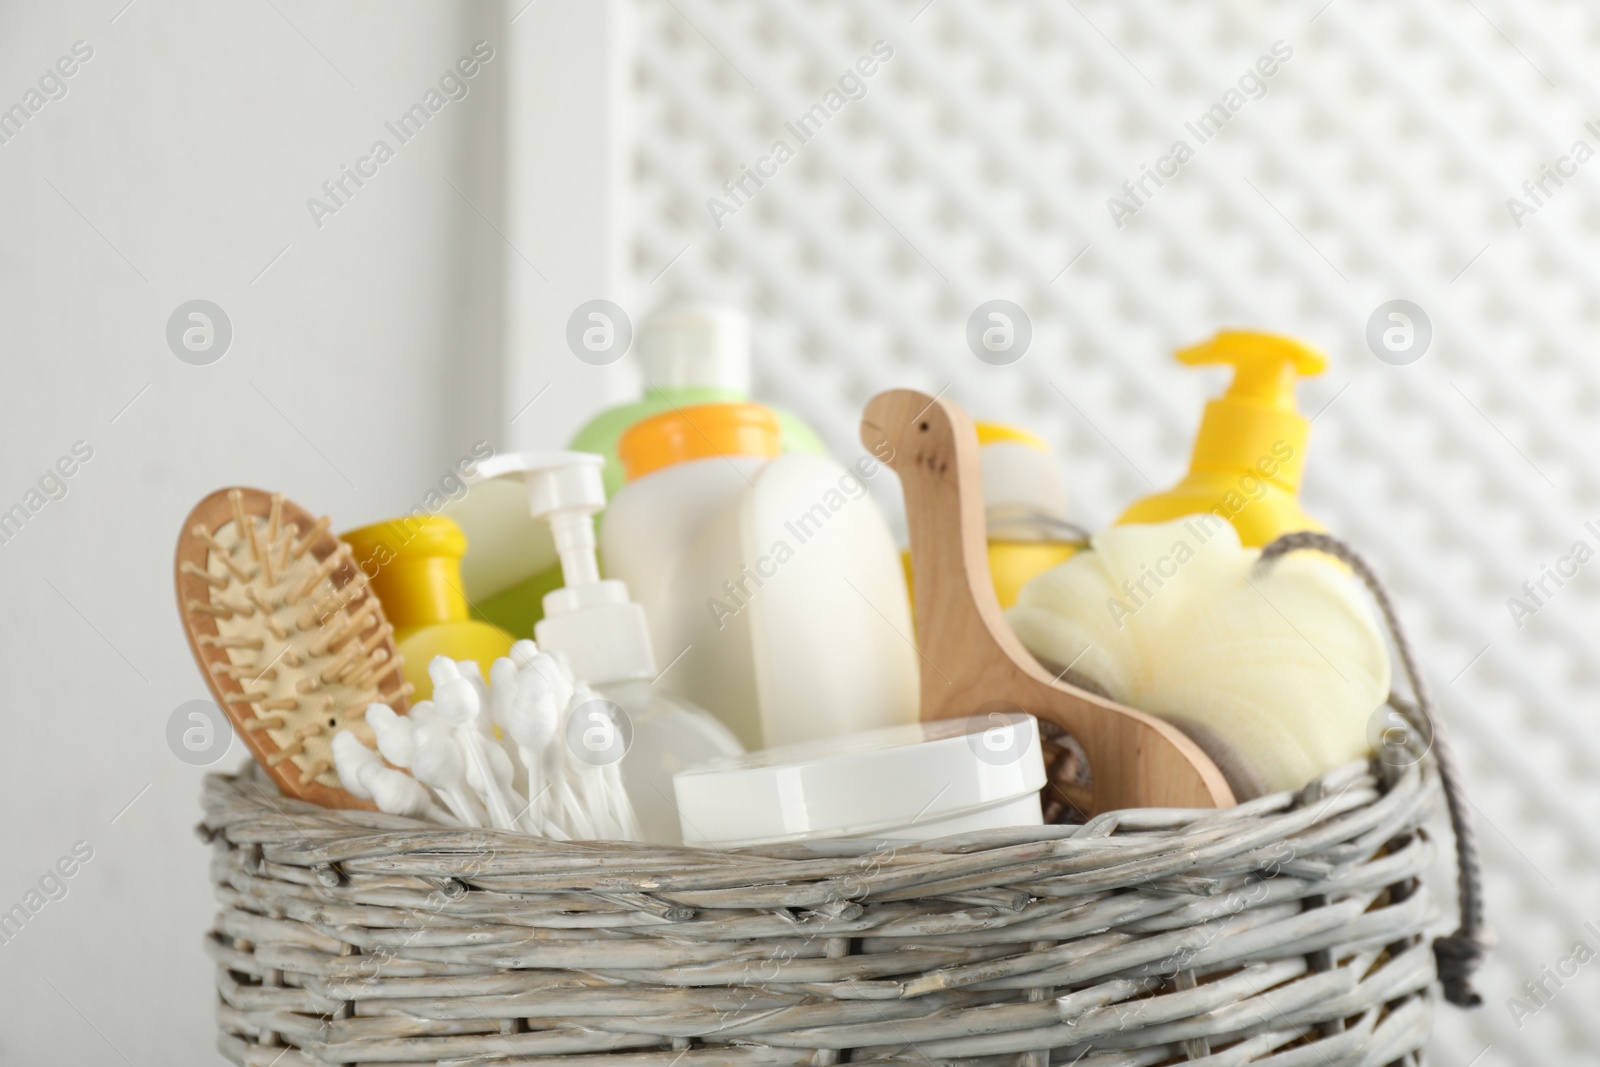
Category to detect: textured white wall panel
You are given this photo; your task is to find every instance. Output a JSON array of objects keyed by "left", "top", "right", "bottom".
[{"left": 628, "top": 1, "right": 1600, "bottom": 1062}]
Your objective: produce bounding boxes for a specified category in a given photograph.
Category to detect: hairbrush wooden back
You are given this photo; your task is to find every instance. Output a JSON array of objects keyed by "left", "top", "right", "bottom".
[{"left": 175, "top": 488, "right": 411, "bottom": 808}]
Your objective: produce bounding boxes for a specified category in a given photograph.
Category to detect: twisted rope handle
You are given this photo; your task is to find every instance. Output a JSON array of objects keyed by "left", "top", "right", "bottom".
[{"left": 1258, "top": 531, "right": 1488, "bottom": 1008}]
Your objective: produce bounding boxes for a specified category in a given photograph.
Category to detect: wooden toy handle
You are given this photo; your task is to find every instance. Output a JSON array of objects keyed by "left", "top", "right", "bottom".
[{"left": 862, "top": 389, "right": 1234, "bottom": 814}]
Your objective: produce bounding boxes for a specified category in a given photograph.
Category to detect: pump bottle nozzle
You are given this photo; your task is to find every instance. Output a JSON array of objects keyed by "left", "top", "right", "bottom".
[
  {"left": 471, "top": 452, "right": 658, "bottom": 684},
  {"left": 1118, "top": 330, "right": 1328, "bottom": 547},
  {"left": 1176, "top": 330, "right": 1327, "bottom": 408}
]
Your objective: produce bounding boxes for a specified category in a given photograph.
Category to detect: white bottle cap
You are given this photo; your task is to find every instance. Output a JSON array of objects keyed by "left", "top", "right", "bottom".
[
  {"left": 673, "top": 716, "right": 1046, "bottom": 848},
  {"left": 471, "top": 452, "right": 657, "bottom": 685},
  {"left": 638, "top": 301, "right": 752, "bottom": 395}
]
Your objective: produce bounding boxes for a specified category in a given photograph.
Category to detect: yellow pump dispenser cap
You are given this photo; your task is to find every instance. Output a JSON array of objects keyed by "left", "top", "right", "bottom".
[{"left": 1117, "top": 330, "right": 1328, "bottom": 547}]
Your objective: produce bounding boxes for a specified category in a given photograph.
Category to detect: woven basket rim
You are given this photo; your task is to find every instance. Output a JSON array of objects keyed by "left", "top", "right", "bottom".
[{"left": 202, "top": 754, "right": 1438, "bottom": 881}]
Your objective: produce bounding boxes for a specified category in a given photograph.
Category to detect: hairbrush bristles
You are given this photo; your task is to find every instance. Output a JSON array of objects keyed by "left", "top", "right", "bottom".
[{"left": 175, "top": 488, "right": 412, "bottom": 808}]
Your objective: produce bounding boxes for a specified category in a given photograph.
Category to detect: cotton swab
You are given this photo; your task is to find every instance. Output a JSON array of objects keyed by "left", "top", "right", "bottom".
[
  {"left": 337, "top": 659, "right": 643, "bottom": 844},
  {"left": 332, "top": 729, "right": 377, "bottom": 802},
  {"left": 456, "top": 660, "right": 498, "bottom": 743},
  {"left": 546, "top": 653, "right": 577, "bottom": 708},
  {"left": 507, "top": 652, "right": 596, "bottom": 839},
  {"left": 366, "top": 702, "right": 417, "bottom": 768},
  {"left": 463, "top": 739, "right": 525, "bottom": 830},
  {"left": 562, "top": 684, "right": 615, "bottom": 836},
  {"left": 387, "top": 652, "right": 645, "bottom": 842},
  {"left": 410, "top": 715, "right": 486, "bottom": 827},
  {"left": 490, "top": 657, "right": 547, "bottom": 833},
  {"left": 466, "top": 657, "right": 520, "bottom": 764},
  {"left": 368, "top": 697, "right": 512, "bottom": 825},
  {"left": 500, "top": 659, "right": 577, "bottom": 837},
  {"left": 565, "top": 684, "right": 642, "bottom": 841},
  {"left": 368, "top": 771, "right": 457, "bottom": 825},
  {"left": 489, "top": 657, "right": 520, "bottom": 739},
  {"left": 431, "top": 657, "right": 524, "bottom": 832},
  {"left": 331, "top": 731, "right": 456, "bottom": 825}
]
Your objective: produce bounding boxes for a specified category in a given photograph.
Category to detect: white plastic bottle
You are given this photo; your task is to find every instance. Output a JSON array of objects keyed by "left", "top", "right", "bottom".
[
  {"left": 471, "top": 451, "right": 744, "bottom": 845},
  {"left": 601, "top": 402, "right": 919, "bottom": 750}
]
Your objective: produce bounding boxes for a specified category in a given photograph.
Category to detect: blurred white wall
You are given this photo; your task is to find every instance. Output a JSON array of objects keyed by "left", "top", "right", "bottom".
[{"left": 0, "top": 1, "right": 624, "bottom": 1061}]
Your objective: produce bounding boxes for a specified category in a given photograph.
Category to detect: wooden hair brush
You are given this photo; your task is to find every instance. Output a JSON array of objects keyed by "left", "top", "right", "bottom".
[{"left": 175, "top": 488, "right": 412, "bottom": 808}]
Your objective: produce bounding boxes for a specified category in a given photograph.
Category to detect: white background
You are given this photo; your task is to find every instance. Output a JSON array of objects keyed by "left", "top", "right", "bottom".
[{"left": 2, "top": 0, "right": 1596, "bottom": 1063}]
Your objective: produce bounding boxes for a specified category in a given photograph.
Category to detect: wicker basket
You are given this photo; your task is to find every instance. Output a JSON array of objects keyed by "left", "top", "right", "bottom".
[
  {"left": 204, "top": 754, "right": 1458, "bottom": 1067},
  {"left": 200, "top": 533, "right": 1485, "bottom": 1066}
]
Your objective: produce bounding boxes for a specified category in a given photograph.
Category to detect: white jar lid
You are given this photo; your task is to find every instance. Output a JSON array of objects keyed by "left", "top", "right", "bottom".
[{"left": 673, "top": 715, "right": 1046, "bottom": 848}]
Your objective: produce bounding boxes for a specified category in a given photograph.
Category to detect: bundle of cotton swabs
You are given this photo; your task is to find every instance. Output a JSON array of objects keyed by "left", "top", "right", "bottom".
[{"left": 332, "top": 640, "right": 641, "bottom": 840}]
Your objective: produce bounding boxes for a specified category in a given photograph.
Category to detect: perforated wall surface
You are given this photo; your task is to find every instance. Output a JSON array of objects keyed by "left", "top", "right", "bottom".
[{"left": 628, "top": 0, "right": 1600, "bottom": 1061}]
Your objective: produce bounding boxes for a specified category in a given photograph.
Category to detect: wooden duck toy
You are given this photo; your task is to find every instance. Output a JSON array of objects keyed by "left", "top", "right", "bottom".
[{"left": 860, "top": 389, "right": 1235, "bottom": 815}]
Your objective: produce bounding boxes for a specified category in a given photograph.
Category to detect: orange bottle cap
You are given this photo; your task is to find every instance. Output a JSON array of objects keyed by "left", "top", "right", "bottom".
[{"left": 618, "top": 402, "right": 782, "bottom": 481}]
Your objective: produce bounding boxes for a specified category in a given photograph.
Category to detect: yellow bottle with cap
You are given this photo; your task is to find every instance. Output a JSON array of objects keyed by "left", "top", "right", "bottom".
[
  {"left": 903, "top": 422, "right": 1085, "bottom": 611},
  {"left": 1117, "top": 330, "right": 1327, "bottom": 546},
  {"left": 340, "top": 515, "right": 516, "bottom": 701}
]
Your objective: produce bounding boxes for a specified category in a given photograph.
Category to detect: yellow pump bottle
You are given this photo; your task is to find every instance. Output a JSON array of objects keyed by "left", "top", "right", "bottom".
[
  {"left": 340, "top": 516, "right": 516, "bottom": 701},
  {"left": 1117, "top": 330, "right": 1327, "bottom": 547}
]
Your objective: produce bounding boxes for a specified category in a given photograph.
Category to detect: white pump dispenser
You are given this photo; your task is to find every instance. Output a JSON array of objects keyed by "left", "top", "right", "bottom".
[
  {"left": 473, "top": 452, "right": 654, "bottom": 684},
  {"left": 471, "top": 451, "right": 744, "bottom": 844}
]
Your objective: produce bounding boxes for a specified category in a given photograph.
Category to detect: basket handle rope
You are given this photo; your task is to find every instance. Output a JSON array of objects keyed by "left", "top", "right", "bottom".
[{"left": 1258, "top": 531, "right": 1487, "bottom": 1008}]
